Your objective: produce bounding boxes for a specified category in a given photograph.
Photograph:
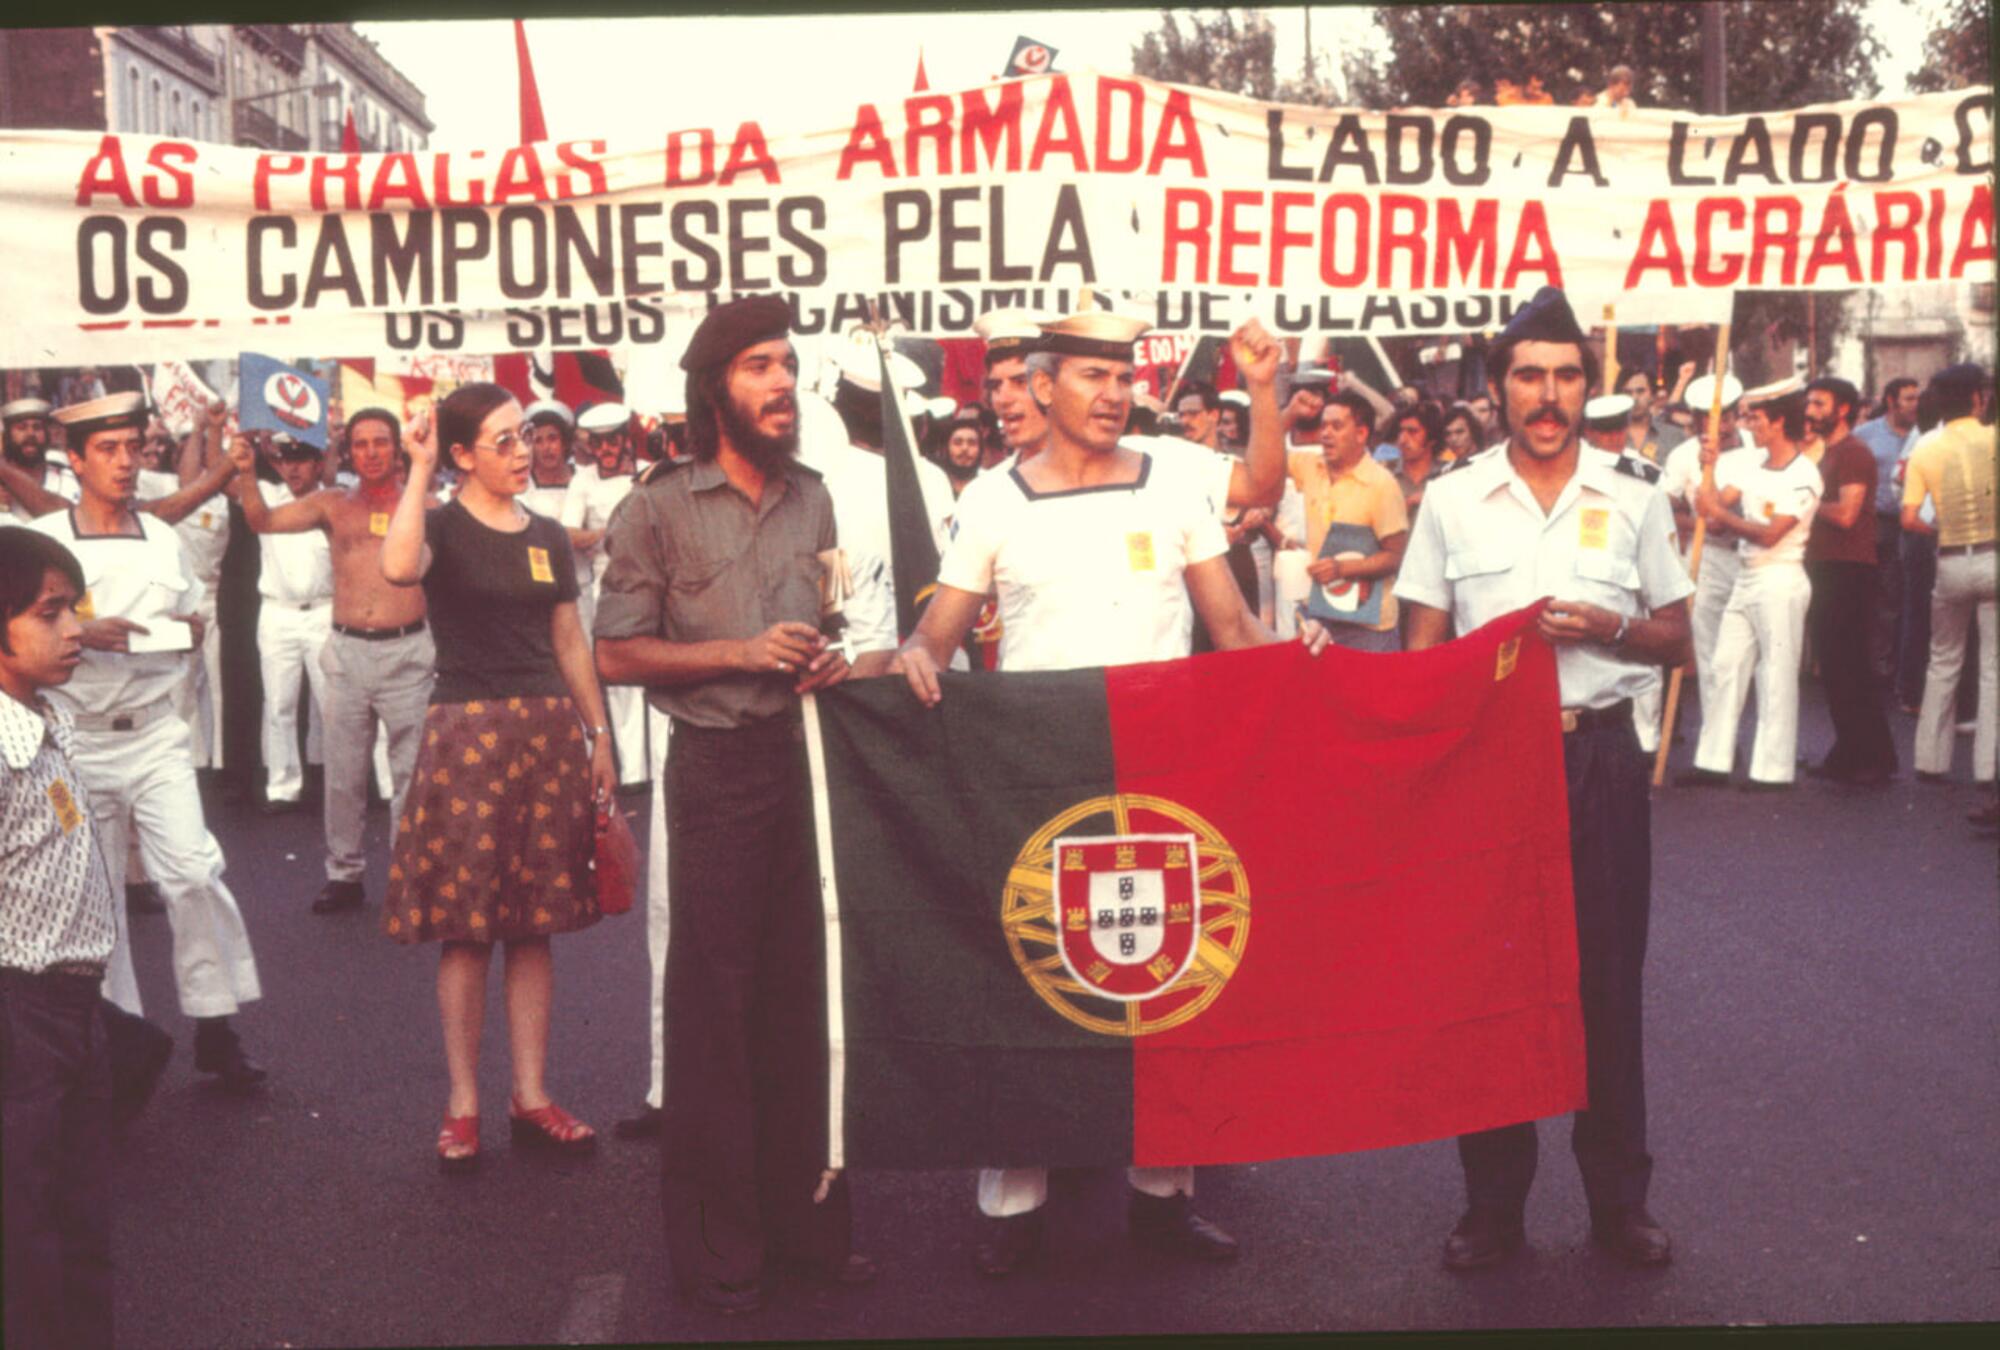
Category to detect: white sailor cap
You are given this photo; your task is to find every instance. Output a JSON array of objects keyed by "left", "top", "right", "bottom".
[
  {"left": 971, "top": 307, "right": 1051, "bottom": 354},
  {"left": 924, "top": 395, "right": 957, "bottom": 421},
  {"left": 902, "top": 389, "right": 929, "bottom": 419},
  {"left": 576, "top": 402, "right": 631, "bottom": 435},
  {"left": 522, "top": 399, "right": 574, "bottom": 429},
  {"left": 1740, "top": 375, "right": 1805, "bottom": 408},
  {"left": 833, "top": 331, "right": 926, "bottom": 395},
  {"left": 1218, "top": 389, "right": 1251, "bottom": 409},
  {"left": 1288, "top": 365, "right": 1335, "bottom": 390},
  {"left": 1, "top": 397, "right": 53, "bottom": 422},
  {"left": 1683, "top": 373, "right": 1744, "bottom": 411},
  {"left": 1035, "top": 310, "right": 1149, "bottom": 360},
  {"left": 1584, "top": 394, "right": 1635, "bottom": 430},
  {"left": 52, "top": 390, "right": 148, "bottom": 433}
]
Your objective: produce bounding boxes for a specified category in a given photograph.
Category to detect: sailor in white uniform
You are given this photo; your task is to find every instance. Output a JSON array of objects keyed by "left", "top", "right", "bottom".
[
  {"left": 563, "top": 401, "right": 649, "bottom": 787},
  {"left": 28, "top": 393, "right": 266, "bottom": 1089},
  {"left": 1685, "top": 378, "right": 1822, "bottom": 787},
  {"left": 252, "top": 436, "right": 335, "bottom": 811}
]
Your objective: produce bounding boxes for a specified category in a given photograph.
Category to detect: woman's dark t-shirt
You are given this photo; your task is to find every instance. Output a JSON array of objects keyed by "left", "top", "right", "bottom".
[{"left": 423, "top": 498, "right": 581, "bottom": 703}]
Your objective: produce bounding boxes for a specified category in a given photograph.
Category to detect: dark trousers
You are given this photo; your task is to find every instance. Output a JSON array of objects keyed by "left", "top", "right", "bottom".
[
  {"left": 1899, "top": 532, "right": 1938, "bottom": 708},
  {"left": 660, "top": 716, "right": 851, "bottom": 1294},
  {"left": 1874, "top": 514, "right": 1905, "bottom": 680},
  {"left": 1, "top": 968, "right": 115, "bottom": 1350},
  {"left": 1808, "top": 560, "right": 1898, "bottom": 776},
  {"left": 1457, "top": 718, "right": 1653, "bottom": 1219}
]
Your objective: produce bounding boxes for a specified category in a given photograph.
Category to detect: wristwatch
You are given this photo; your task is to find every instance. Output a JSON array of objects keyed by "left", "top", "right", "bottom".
[{"left": 583, "top": 723, "right": 610, "bottom": 746}]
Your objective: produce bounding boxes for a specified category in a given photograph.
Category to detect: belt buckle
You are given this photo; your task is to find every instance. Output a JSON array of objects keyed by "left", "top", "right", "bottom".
[
  {"left": 1560, "top": 709, "right": 1580, "bottom": 734},
  {"left": 111, "top": 715, "right": 134, "bottom": 731}
]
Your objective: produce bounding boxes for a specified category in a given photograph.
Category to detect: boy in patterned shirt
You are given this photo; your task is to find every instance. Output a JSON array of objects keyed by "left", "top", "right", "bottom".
[{"left": 0, "top": 526, "right": 118, "bottom": 1350}]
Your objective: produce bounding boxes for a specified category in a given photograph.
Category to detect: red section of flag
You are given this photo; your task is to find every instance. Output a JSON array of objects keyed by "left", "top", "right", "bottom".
[
  {"left": 936, "top": 338, "right": 986, "bottom": 408},
  {"left": 1111, "top": 606, "right": 1587, "bottom": 1166},
  {"left": 514, "top": 19, "right": 548, "bottom": 143},
  {"left": 490, "top": 353, "right": 535, "bottom": 406},
  {"left": 340, "top": 109, "right": 360, "bottom": 154},
  {"left": 913, "top": 47, "right": 930, "bottom": 92}
]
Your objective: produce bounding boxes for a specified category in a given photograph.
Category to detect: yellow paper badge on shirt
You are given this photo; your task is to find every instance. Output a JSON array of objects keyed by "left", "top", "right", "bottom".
[
  {"left": 528, "top": 546, "right": 555, "bottom": 584},
  {"left": 1579, "top": 507, "right": 1610, "bottom": 551},
  {"left": 369, "top": 512, "right": 390, "bottom": 537},
  {"left": 1495, "top": 636, "right": 1521, "bottom": 682},
  {"left": 1126, "top": 532, "right": 1155, "bottom": 572},
  {"left": 47, "top": 780, "right": 83, "bottom": 834}
]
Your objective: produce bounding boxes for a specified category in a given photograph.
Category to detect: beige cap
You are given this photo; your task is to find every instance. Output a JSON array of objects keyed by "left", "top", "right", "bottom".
[
  {"left": 972, "top": 306, "right": 1051, "bottom": 354},
  {"left": 52, "top": 390, "right": 147, "bottom": 432},
  {"left": 576, "top": 401, "right": 632, "bottom": 434},
  {"left": 0, "top": 397, "right": 53, "bottom": 422},
  {"left": 834, "top": 332, "right": 925, "bottom": 395},
  {"left": 1035, "top": 310, "right": 1149, "bottom": 361},
  {"left": 1683, "top": 373, "right": 1745, "bottom": 411},
  {"left": 1740, "top": 375, "right": 1805, "bottom": 407}
]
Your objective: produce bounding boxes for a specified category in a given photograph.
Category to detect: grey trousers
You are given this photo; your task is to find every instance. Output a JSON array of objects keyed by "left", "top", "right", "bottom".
[{"left": 321, "top": 627, "right": 435, "bottom": 883}]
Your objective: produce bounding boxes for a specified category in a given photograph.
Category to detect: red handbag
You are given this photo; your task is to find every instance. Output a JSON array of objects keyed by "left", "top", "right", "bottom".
[{"left": 592, "top": 803, "right": 640, "bottom": 916}]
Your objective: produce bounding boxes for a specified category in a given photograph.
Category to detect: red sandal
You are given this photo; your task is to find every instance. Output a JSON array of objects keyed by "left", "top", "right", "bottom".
[
  {"left": 437, "top": 1114, "right": 479, "bottom": 1173},
  {"left": 509, "top": 1098, "right": 596, "bottom": 1153}
]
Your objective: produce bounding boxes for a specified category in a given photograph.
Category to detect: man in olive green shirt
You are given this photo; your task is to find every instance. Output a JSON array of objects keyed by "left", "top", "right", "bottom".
[{"left": 595, "top": 296, "right": 873, "bottom": 1314}]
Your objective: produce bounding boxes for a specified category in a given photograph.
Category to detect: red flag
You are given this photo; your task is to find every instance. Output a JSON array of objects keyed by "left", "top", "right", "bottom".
[
  {"left": 514, "top": 18, "right": 548, "bottom": 143},
  {"left": 913, "top": 47, "right": 930, "bottom": 92},
  {"left": 340, "top": 108, "right": 359, "bottom": 154}
]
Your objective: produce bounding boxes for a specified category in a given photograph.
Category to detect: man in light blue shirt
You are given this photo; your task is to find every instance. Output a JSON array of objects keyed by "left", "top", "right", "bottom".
[{"left": 1854, "top": 378, "right": 1920, "bottom": 681}]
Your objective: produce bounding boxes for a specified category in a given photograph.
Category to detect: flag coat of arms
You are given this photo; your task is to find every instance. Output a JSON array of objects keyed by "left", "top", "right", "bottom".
[{"left": 803, "top": 606, "right": 1586, "bottom": 1171}]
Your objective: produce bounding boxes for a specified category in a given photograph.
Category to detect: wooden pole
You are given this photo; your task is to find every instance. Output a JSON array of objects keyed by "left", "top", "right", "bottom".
[{"left": 1653, "top": 322, "right": 1733, "bottom": 787}]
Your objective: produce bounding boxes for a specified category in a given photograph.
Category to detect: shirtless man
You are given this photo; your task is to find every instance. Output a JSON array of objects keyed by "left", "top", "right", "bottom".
[{"left": 231, "top": 408, "right": 435, "bottom": 914}]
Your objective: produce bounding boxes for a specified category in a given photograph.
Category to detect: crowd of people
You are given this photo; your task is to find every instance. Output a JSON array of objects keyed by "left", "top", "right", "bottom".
[{"left": 2, "top": 278, "right": 1994, "bottom": 1340}]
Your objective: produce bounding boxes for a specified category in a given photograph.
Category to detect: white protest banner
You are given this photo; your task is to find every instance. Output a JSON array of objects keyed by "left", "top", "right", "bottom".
[
  {"left": 0, "top": 73, "right": 1988, "bottom": 365},
  {"left": 146, "top": 358, "right": 218, "bottom": 437}
]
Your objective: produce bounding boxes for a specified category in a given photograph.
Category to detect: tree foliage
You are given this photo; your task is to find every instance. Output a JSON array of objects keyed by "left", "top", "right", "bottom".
[
  {"left": 1130, "top": 8, "right": 1339, "bottom": 105},
  {"left": 1908, "top": 0, "right": 1993, "bottom": 93},
  {"left": 1338, "top": 2, "right": 1885, "bottom": 113}
]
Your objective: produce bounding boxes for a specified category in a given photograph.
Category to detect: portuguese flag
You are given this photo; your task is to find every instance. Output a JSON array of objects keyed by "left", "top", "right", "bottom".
[{"left": 803, "top": 605, "right": 1586, "bottom": 1171}]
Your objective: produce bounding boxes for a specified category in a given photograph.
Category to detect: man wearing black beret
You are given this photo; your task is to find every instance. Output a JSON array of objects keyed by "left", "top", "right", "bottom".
[{"left": 593, "top": 295, "right": 874, "bottom": 1312}]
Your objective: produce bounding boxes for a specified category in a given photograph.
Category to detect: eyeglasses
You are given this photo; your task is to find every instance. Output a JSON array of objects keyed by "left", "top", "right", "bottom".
[{"left": 473, "top": 431, "right": 524, "bottom": 453}]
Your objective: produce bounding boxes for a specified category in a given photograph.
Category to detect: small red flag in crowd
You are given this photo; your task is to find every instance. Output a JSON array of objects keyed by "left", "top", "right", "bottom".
[{"left": 514, "top": 18, "right": 548, "bottom": 143}]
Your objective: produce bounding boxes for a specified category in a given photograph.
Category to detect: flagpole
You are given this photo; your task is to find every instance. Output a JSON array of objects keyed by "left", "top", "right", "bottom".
[{"left": 1652, "top": 322, "right": 1732, "bottom": 787}]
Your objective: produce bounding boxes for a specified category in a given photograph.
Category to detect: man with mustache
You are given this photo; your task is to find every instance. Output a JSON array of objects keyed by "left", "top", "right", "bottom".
[
  {"left": 595, "top": 296, "right": 871, "bottom": 1313},
  {"left": 233, "top": 407, "right": 436, "bottom": 916},
  {"left": 1390, "top": 286, "right": 1693, "bottom": 1270},
  {"left": 896, "top": 309, "right": 1284, "bottom": 1278},
  {"left": 30, "top": 393, "right": 267, "bottom": 1089}
]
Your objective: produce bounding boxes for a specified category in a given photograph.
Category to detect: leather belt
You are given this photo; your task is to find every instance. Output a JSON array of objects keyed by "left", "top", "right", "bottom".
[
  {"left": 72, "top": 696, "right": 174, "bottom": 734},
  {"left": 1560, "top": 700, "right": 1634, "bottom": 735},
  {"left": 44, "top": 961, "right": 107, "bottom": 981},
  {"left": 332, "top": 619, "right": 427, "bottom": 640},
  {"left": 1939, "top": 540, "right": 1995, "bottom": 557}
]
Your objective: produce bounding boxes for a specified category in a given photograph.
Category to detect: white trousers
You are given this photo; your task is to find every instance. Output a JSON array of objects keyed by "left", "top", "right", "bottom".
[
  {"left": 1689, "top": 545, "right": 1743, "bottom": 724},
  {"left": 1914, "top": 550, "right": 1998, "bottom": 780},
  {"left": 1696, "top": 564, "right": 1811, "bottom": 783},
  {"left": 608, "top": 684, "right": 649, "bottom": 787},
  {"left": 75, "top": 713, "right": 261, "bottom": 1019},
  {"left": 977, "top": 1166, "right": 1193, "bottom": 1217},
  {"left": 1631, "top": 671, "right": 1662, "bottom": 755},
  {"left": 1272, "top": 549, "right": 1308, "bottom": 638},
  {"left": 645, "top": 710, "right": 672, "bottom": 1110},
  {"left": 170, "top": 586, "right": 224, "bottom": 770},
  {"left": 257, "top": 601, "right": 332, "bottom": 801}
]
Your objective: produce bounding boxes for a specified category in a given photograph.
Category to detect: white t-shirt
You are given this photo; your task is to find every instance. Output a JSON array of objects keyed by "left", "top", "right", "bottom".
[
  {"left": 136, "top": 467, "right": 231, "bottom": 589},
  {"left": 254, "top": 482, "right": 334, "bottom": 605},
  {"left": 937, "top": 451, "right": 1230, "bottom": 673},
  {"left": 1123, "top": 435, "right": 1236, "bottom": 523},
  {"left": 1734, "top": 454, "right": 1823, "bottom": 569},
  {"left": 1658, "top": 432, "right": 1753, "bottom": 511},
  {"left": 30, "top": 509, "right": 202, "bottom": 716},
  {"left": 794, "top": 439, "right": 953, "bottom": 657}
]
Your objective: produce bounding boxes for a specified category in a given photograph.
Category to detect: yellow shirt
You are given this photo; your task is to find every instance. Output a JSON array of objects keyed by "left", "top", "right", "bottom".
[
  {"left": 1286, "top": 450, "right": 1411, "bottom": 630},
  {"left": 1903, "top": 417, "right": 1996, "bottom": 548}
]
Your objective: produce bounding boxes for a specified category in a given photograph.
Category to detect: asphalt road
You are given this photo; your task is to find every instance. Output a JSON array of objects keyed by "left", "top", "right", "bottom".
[{"left": 108, "top": 684, "right": 1998, "bottom": 1347}]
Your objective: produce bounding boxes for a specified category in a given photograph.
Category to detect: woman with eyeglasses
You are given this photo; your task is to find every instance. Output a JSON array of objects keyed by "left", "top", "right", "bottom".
[{"left": 380, "top": 382, "right": 618, "bottom": 1172}]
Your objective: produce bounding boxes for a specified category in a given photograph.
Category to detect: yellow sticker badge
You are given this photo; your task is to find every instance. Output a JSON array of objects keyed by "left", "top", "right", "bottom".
[
  {"left": 528, "top": 545, "right": 555, "bottom": 584},
  {"left": 75, "top": 590, "right": 96, "bottom": 621},
  {"left": 369, "top": 512, "right": 390, "bottom": 537},
  {"left": 1126, "top": 532, "right": 1155, "bottom": 572},
  {"left": 1495, "top": 635, "right": 1521, "bottom": 682},
  {"left": 1579, "top": 507, "right": 1610, "bottom": 551},
  {"left": 47, "top": 780, "right": 83, "bottom": 834}
]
